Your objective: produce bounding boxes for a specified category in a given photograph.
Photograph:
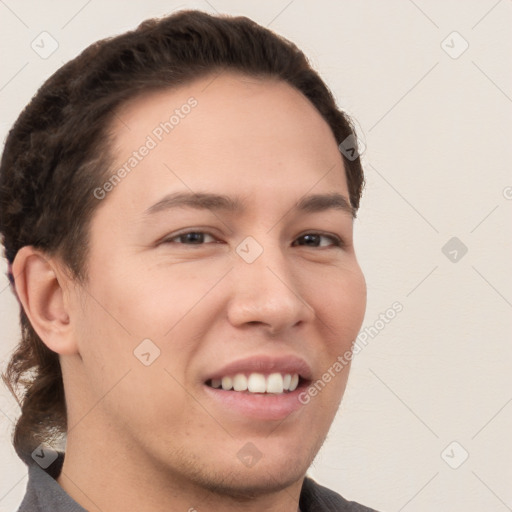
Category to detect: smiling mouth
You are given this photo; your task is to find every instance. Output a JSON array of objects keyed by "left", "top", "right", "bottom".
[{"left": 205, "top": 372, "right": 305, "bottom": 394}]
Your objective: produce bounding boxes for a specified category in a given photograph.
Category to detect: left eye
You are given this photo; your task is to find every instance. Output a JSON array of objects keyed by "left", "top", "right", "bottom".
[{"left": 293, "top": 233, "right": 342, "bottom": 248}]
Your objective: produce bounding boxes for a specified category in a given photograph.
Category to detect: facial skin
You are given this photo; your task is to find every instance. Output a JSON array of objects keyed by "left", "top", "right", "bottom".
[{"left": 14, "top": 72, "right": 366, "bottom": 512}]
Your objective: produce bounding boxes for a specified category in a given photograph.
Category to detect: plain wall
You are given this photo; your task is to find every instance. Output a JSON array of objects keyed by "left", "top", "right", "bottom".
[{"left": 1, "top": 1, "right": 511, "bottom": 511}]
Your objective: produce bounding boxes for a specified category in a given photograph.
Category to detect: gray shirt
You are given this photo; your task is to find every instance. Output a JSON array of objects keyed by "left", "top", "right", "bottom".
[{"left": 17, "top": 452, "right": 378, "bottom": 511}]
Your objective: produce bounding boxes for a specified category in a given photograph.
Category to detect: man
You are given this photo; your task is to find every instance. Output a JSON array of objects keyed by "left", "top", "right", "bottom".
[{"left": 1, "top": 10, "right": 377, "bottom": 511}]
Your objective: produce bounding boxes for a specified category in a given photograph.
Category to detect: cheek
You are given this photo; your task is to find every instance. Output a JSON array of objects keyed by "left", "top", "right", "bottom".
[
  {"left": 312, "top": 265, "right": 367, "bottom": 350},
  {"left": 91, "top": 261, "right": 218, "bottom": 340},
  {"left": 85, "top": 264, "right": 226, "bottom": 388}
]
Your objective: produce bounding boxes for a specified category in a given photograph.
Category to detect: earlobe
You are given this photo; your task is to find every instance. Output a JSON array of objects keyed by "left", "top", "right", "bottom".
[{"left": 12, "top": 246, "right": 79, "bottom": 355}]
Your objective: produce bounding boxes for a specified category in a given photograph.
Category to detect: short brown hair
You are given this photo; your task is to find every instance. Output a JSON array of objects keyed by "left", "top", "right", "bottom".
[{"left": 0, "top": 9, "right": 364, "bottom": 464}]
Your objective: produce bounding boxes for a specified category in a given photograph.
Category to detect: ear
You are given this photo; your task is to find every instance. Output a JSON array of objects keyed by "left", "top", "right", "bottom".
[{"left": 12, "top": 246, "right": 79, "bottom": 355}]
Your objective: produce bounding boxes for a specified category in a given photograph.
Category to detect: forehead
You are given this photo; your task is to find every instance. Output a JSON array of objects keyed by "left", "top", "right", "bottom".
[{"left": 104, "top": 72, "right": 348, "bottom": 211}]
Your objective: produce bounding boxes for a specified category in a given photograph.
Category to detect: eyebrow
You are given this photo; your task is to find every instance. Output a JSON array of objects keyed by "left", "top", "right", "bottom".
[{"left": 144, "top": 191, "right": 355, "bottom": 218}]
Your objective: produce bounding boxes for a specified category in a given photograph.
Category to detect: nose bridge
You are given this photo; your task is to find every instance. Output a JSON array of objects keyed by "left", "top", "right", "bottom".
[{"left": 227, "top": 235, "right": 314, "bottom": 331}]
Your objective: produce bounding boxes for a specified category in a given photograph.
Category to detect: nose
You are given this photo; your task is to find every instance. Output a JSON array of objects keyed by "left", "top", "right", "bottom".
[{"left": 226, "top": 242, "right": 315, "bottom": 335}]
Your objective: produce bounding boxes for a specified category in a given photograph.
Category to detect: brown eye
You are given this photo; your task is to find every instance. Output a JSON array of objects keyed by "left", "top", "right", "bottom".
[
  {"left": 293, "top": 233, "right": 342, "bottom": 248},
  {"left": 164, "top": 231, "right": 218, "bottom": 245}
]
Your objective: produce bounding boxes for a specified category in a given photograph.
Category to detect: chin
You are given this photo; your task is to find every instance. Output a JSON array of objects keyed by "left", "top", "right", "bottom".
[
  {"left": 172, "top": 442, "right": 316, "bottom": 500},
  {"left": 198, "top": 462, "right": 307, "bottom": 500}
]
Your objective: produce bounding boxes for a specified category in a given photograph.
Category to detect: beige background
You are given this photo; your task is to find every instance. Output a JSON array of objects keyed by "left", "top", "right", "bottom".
[{"left": 1, "top": 1, "right": 511, "bottom": 511}]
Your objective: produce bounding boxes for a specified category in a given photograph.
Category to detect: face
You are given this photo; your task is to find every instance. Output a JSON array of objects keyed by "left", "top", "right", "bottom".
[{"left": 65, "top": 72, "right": 366, "bottom": 495}]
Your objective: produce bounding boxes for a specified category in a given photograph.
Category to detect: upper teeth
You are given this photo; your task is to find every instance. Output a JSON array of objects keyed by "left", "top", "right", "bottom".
[{"left": 210, "top": 373, "right": 299, "bottom": 394}]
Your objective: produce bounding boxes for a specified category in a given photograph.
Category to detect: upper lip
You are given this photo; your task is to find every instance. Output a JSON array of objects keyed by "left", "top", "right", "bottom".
[{"left": 204, "top": 354, "right": 313, "bottom": 382}]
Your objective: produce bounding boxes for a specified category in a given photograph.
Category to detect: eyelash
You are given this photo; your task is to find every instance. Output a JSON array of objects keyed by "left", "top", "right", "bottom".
[{"left": 162, "top": 230, "right": 344, "bottom": 248}]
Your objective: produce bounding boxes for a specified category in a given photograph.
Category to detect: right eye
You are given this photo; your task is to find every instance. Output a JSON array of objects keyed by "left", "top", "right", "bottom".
[{"left": 161, "top": 231, "right": 219, "bottom": 245}]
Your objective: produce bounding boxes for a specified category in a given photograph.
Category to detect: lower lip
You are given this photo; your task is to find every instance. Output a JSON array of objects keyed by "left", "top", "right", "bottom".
[{"left": 203, "top": 384, "right": 307, "bottom": 421}]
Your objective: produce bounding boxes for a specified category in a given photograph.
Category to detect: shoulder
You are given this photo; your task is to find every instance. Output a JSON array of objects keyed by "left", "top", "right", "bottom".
[
  {"left": 299, "top": 476, "right": 380, "bottom": 512},
  {"left": 16, "top": 452, "right": 86, "bottom": 512}
]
